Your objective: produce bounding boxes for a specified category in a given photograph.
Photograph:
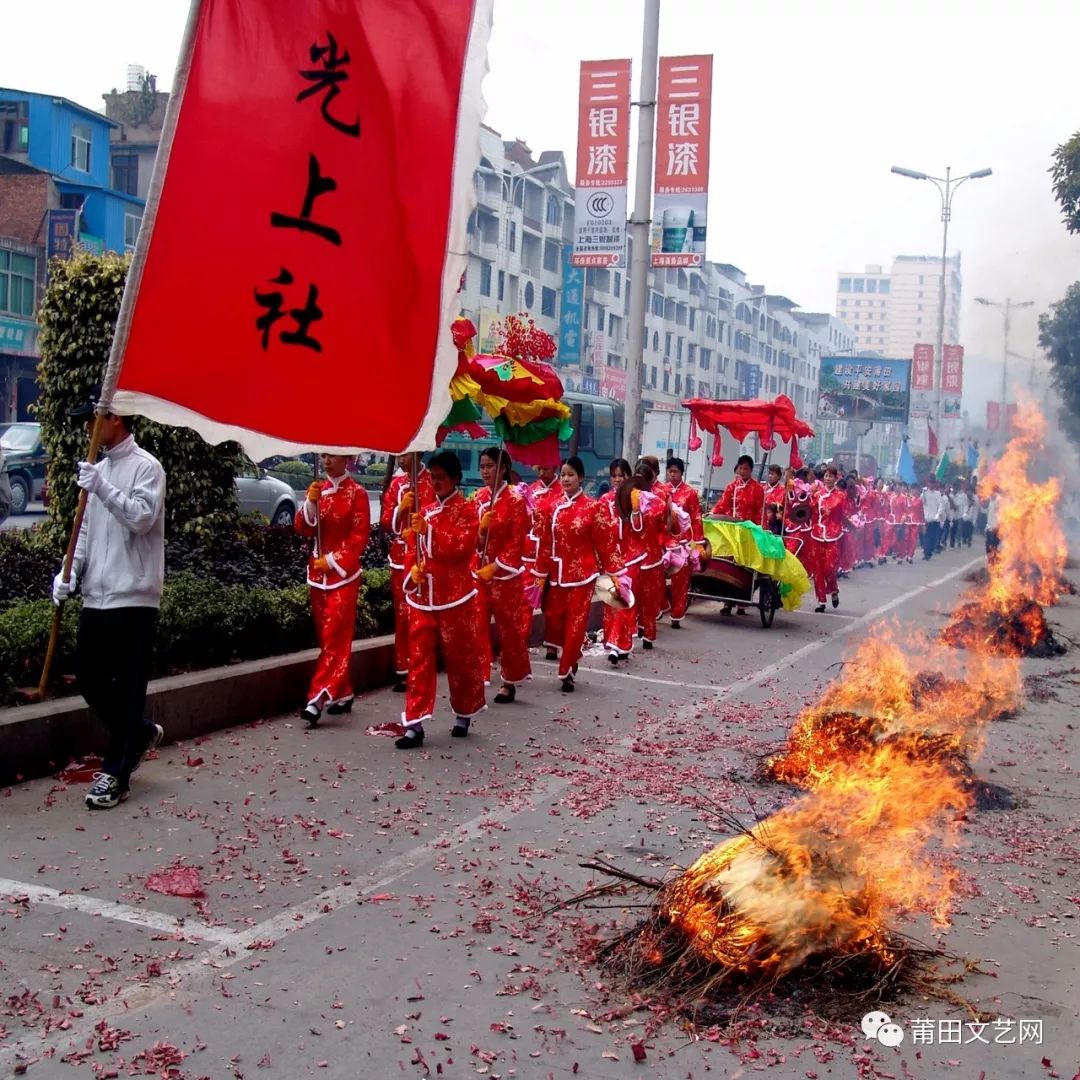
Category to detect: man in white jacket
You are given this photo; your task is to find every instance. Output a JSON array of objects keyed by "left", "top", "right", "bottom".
[{"left": 53, "top": 396, "right": 166, "bottom": 809}]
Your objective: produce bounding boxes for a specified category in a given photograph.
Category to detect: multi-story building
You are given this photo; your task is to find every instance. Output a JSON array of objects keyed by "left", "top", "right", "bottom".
[
  {"left": 103, "top": 79, "right": 169, "bottom": 203},
  {"left": 835, "top": 255, "right": 961, "bottom": 359},
  {"left": 0, "top": 85, "right": 150, "bottom": 420}
]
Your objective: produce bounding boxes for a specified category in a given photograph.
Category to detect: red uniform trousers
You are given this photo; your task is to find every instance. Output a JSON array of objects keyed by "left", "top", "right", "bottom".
[
  {"left": 390, "top": 568, "right": 410, "bottom": 678},
  {"left": 876, "top": 524, "right": 893, "bottom": 559},
  {"left": 860, "top": 523, "right": 876, "bottom": 564},
  {"left": 806, "top": 538, "right": 839, "bottom": 603},
  {"left": 308, "top": 579, "right": 361, "bottom": 706},
  {"left": 404, "top": 599, "right": 487, "bottom": 727},
  {"left": 838, "top": 530, "right": 855, "bottom": 573},
  {"left": 544, "top": 583, "right": 593, "bottom": 678},
  {"left": 476, "top": 576, "right": 532, "bottom": 685},
  {"left": 635, "top": 565, "right": 664, "bottom": 642},
  {"left": 668, "top": 561, "right": 691, "bottom": 621},
  {"left": 604, "top": 562, "right": 644, "bottom": 655},
  {"left": 903, "top": 525, "right": 920, "bottom": 560}
]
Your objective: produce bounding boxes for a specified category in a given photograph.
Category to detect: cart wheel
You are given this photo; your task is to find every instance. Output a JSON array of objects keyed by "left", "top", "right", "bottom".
[{"left": 759, "top": 581, "right": 778, "bottom": 628}]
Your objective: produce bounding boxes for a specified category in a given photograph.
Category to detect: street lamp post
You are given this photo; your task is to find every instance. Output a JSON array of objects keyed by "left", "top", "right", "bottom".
[
  {"left": 890, "top": 164, "right": 992, "bottom": 441},
  {"left": 975, "top": 296, "right": 1035, "bottom": 412}
]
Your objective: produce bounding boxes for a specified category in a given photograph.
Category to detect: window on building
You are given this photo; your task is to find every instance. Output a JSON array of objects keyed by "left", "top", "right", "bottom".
[
  {"left": 852, "top": 278, "right": 864, "bottom": 292},
  {"left": 508, "top": 221, "right": 516, "bottom": 252},
  {"left": 541, "top": 286, "right": 556, "bottom": 317},
  {"left": 71, "top": 124, "right": 92, "bottom": 172},
  {"left": 650, "top": 330, "right": 658, "bottom": 352},
  {"left": 607, "top": 312, "right": 617, "bottom": 337},
  {"left": 0, "top": 250, "right": 36, "bottom": 317},
  {"left": 542, "top": 240, "right": 559, "bottom": 273},
  {"left": 664, "top": 332, "right": 672, "bottom": 357},
  {"left": 839, "top": 277, "right": 852, "bottom": 292},
  {"left": 689, "top": 306, "right": 696, "bottom": 331},
  {"left": 523, "top": 281, "right": 535, "bottom": 309},
  {"left": 1, "top": 100, "right": 30, "bottom": 154},
  {"left": 545, "top": 195, "right": 561, "bottom": 226},
  {"left": 59, "top": 193, "right": 84, "bottom": 212},
  {"left": 497, "top": 269, "right": 505, "bottom": 302},
  {"left": 879, "top": 279, "right": 890, "bottom": 293},
  {"left": 583, "top": 304, "right": 590, "bottom": 330},
  {"left": 918, "top": 275, "right": 924, "bottom": 285},
  {"left": 123, "top": 213, "right": 141, "bottom": 252},
  {"left": 112, "top": 153, "right": 138, "bottom": 195},
  {"left": 663, "top": 371, "right": 671, "bottom": 393},
  {"left": 613, "top": 272, "right": 621, "bottom": 298},
  {"left": 866, "top": 279, "right": 877, "bottom": 293},
  {"left": 479, "top": 261, "right": 492, "bottom": 297}
]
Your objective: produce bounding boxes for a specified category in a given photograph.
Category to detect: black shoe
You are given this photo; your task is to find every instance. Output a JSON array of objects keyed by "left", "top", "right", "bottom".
[
  {"left": 132, "top": 723, "right": 164, "bottom": 774},
  {"left": 301, "top": 704, "right": 321, "bottom": 729},
  {"left": 608, "top": 653, "right": 620, "bottom": 666},
  {"left": 85, "top": 773, "right": 128, "bottom": 810},
  {"left": 637, "top": 628, "right": 644, "bottom": 639},
  {"left": 561, "top": 677, "right": 575, "bottom": 693},
  {"left": 670, "top": 619, "right": 681, "bottom": 629},
  {"left": 395, "top": 726, "right": 424, "bottom": 749},
  {"left": 392, "top": 680, "right": 407, "bottom": 693},
  {"left": 327, "top": 697, "right": 354, "bottom": 715},
  {"left": 494, "top": 685, "right": 516, "bottom": 704},
  {"left": 545, "top": 647, "right": 558, "bottom": 662},
  {"left": 814, "top": 604, "right": 826, "bottom": 613},
  {"left": 451, "top": 716, "right": 471, "bottom": 738},
  {"left": 642, "top": 639, "right": 654, "bottom": 650},
  {"left": 831, "top": 591, "right": 839, "bottom": 609},
  {"left": 721, "top": 605, "right": 733, "bottom": 617}
]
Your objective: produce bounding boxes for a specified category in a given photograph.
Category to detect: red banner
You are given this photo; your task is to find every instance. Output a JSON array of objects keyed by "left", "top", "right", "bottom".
[
  {"left": 112, "top": 0, "right": 492, "bottom": 457},
  {"left": 911, "top": 343, "right": 934, "bottom": 391},
  {"left": 942, "top": 344, "right": 964, "bottom": 393},
  {"left": 1005, "top": 403, "right": 1019, "bottom": 433},
  {"left": 651, "top": 55, "right": 713, "bottom": 268},
  {"left": 986, "top": 401, "right": 1001, "bottom": 431}
]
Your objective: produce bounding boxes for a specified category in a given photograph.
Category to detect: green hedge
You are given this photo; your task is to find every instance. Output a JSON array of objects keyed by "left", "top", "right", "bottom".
[{"left": 0, "top": 569, "right": 394, "bottom": 706}]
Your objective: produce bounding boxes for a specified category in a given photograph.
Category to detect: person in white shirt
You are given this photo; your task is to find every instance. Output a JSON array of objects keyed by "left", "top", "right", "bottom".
[
  {"left": 53, "top": 391, "right": 166, "bottom": 810},
  {"left": 949, "top": 484, "right": 969, "bottom": 548},
  {"left": 985, "top": 494, "right": 1002, "bottom": 562},
  {"left": 920, "top": 482, "right": 944, "bottom": 560}
]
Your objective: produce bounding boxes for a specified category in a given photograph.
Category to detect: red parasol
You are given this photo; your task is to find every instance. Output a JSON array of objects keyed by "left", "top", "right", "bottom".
[{"left": 682, "top": 395, "right": 815, "bottom": 467}]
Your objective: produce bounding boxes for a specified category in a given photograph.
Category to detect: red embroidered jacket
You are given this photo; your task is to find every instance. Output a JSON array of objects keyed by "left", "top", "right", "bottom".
[
  {"left": 523, "top": 477, "right": 563, "bottom": 566},
  {"left": 762, "top": 481, "right": 786, "bottom": 529},
  {"left": 295, "top": 475, "right": 370, "bottom": 590},
  {"left": 381, "top": 468, "right": 435, "bottom": 571},
  {"left": 810, "top": 487, "right": 846, "bottom": 543},
  {"left": 534, "top": 490, "right": 624, "bottom": 587},
  {"left": 404, "top": 490, "right": 479, "bottom": 611},
  {"left": 669, "top": 481, "right": 704, "bottom": 543},
  {"left": 473, "top": 483, "right": 530, "bottom": 581},
  {"left": 712, "top": 477, "right": 765, "bottom": 525},
  {"left": 906, "top": 493, "right": 925, "bottom": 525}
]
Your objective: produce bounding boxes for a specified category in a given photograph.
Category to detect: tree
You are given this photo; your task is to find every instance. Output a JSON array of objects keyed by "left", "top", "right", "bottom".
[
  {"left": 35, "top": 250, "right": 241, "bottom": 552},
  {"left": 1037, "top": 282, "right": 1080, "bottom": 447},
  {"left": 1050, "top": 130, "right": 1080, "bottom": 235}
]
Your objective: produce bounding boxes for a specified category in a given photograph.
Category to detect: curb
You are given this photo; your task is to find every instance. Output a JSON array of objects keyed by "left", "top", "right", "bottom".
[{"left": 0, "top": 603, "right": 605, "bottom": 787}]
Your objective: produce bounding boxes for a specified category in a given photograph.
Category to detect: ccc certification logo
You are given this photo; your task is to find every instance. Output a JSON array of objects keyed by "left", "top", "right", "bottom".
[{"left": 587, "top": 191, "right": 614, "bottom": 218}]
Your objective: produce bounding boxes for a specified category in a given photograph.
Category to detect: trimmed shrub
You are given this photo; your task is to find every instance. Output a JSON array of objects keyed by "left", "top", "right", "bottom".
[
  {"left": 34, "top": 250, "right": 242, "bottom": 552},
  {"left": 0, "top": 570, "right": 394, "bottom": 705},
  {"left": 274, "top": 459, "right": 317, "bottom": 475},
  {"left": 0, "top": 530, "right": 55, "bottom": 611}
]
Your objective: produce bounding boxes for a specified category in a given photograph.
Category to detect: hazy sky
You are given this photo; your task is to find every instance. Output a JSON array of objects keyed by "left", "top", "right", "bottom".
[{"left": 5, "top": 0, "right": 1079, "bottom": 418}]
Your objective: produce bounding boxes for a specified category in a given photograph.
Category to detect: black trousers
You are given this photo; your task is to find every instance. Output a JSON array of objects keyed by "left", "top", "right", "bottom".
[
  {"left": 922, "top": 521, "right": 941, "bottom": 560},
  {"left": 77, "top": 607, "right": 158, "bottom": 788}
]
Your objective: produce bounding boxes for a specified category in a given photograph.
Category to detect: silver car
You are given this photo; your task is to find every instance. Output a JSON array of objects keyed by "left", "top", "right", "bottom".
[{"left": 235, "top": 460, "right": 296, "bottom": 526}]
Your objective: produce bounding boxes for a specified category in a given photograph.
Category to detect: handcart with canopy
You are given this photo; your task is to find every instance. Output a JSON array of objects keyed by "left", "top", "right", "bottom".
[{"left": 679, "top": 396, "right": 815, "bottom": 627}]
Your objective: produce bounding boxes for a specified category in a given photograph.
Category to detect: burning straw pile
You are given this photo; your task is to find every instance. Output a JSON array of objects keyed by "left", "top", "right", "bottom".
[
  {"left": 943, "top": 401, "right": 1068, "bottom": 657},
  {"left": 764, "top": 630, "right": 1019, "bottom": 790}
]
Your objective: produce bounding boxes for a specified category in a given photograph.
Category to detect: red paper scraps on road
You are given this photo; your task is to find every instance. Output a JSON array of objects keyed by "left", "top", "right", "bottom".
[{"left": 145, "top": 865, "right": 205, "bottom": 898}]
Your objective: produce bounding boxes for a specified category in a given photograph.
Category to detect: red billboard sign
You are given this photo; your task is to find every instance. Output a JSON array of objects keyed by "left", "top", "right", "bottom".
[
  {"left": 942, "top": 344, "right": 964, "bottom": 393},
  {"left": 650, "top": 55, "right": 713, "bottom": 268}
]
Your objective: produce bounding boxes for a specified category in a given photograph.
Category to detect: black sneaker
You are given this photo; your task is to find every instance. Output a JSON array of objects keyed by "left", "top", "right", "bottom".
[
  {"left": 451, "top": 716, "right": 471, "bottom": 738},
  {"left": 301, "top": 704, "right": 321, "bottom": 729},
  {"left": 395, "top": 726, "right": 424, "bottom": 749},
  {"left": 670, "top": 619, "right": 681, "bottom": 629},
  {"left": 642, "top": 639, "right": 654, "bottom": 650},
  {"left": 545, "top": 647, "right": 558, "bottom": 662},
  {"left": 85, "top": 773, "right": 127, "bottom": 810},
  {"left": 392, "top": 680, "right": 407, "bottom": 693},
  {"left": 132, "top": 723, "right": 164, "bottom": 774},
  {"left": 326, "top": 697, "right": 354, "bottom": 715},
  {"left": 831, "top": 591, "right": 840, "bottom": 609},
  {"left": 561, "top": 676, "right": 575, "bottom": 693}
]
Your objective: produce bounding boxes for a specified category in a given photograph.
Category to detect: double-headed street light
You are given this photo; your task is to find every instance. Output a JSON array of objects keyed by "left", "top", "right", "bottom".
[
  {"left": 975, "top": 295, "right": 1035, "bottom": 412},
  {"left": 890, "top": 164, "right": 992, "bottom": 435}
]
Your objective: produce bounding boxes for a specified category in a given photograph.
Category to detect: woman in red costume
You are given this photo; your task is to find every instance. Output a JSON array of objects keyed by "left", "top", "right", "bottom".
[
  {"left": 473, "top": 446, "right": 532, "bottom": 705},
  {"left": 381, "top": 453, "right": 434, "bottom": 693},
  {"left": 628, "top": 461, "right": 683, "bottom": 651},
  {"left": 295, "top": 454, "right": 371, "bottom": 728},
  {"left": 397, "top": 451, "right": 486, "bottom": 749},
  {"left": 533, "top": 456, "right": 628, "bottom": 693},
  {"left": 600, "top": 458, "right": 637, "bottom": 663},
  {"left": 806, "top": 464, "right": 845, "bottom": 613},
  {"left": 523, "top": 464, "right": 565, "bottom": 661},
  {"left": 664, "top": 457, "right": 704, "bottom": 629}
]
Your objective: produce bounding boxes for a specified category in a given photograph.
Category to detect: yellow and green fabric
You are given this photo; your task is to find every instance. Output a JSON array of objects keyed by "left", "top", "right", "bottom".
[{"left": 701, "top": 516, "right": 811, "bottom": 611}]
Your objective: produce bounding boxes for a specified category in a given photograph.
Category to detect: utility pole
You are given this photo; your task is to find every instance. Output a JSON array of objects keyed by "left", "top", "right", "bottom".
[
  {"left": 621, "top": 0, "right": 660, "bottom": 463},
  {"left": 975, "top": 295, "right": 1035, "bottom": 413}
]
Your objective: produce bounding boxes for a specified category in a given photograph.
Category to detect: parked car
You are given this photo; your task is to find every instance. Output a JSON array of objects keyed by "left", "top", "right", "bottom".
[
  {"left": 0, "top": 422, "right": 47, "bottom": 515},
  {"left": 236, "top": 458, "right": 296, "bottom": 526}
]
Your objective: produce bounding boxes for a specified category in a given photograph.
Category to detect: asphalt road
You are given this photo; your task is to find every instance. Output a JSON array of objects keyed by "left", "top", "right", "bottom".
[
  {"left": 0, "top": 503, "right": 44, "bottom": 531},
  {"left": 1, "top": 545, "right": 1077, "bottom": 1079}
]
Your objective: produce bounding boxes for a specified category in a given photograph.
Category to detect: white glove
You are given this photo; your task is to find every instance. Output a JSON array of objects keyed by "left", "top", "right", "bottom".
[
  {"left": 52, "top": 571, "right": 77, "bottom": 606},
  {"left": 76, "top": 460, "right": 105, "bottom": 495}
]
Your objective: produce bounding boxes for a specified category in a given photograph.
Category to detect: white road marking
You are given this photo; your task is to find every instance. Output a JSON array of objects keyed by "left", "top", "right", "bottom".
[
  {"left": 0, "top": 877, "right": 235, "bottom": 944},
  {"left": 0, "top": 554, "right": 983, "bottom": 1068}
]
